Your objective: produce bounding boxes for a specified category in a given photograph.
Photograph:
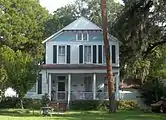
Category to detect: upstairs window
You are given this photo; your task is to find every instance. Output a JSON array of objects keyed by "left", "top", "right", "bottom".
[
  {"left": 77, "top": 33, "right": 82, "bottom": 41},
  {"left": 53, "top": 45, "right": 71, "bottom": 64},
  {"left": 84, "top": 46, "right": 91, "bottom": 63},
  {"left": 76, "top": 32, "right": 88, "bottom": 41},
  {"left": 58, "top": 46, "right": 65, "bottom": 56},
  {"left": 58, "top": 46, "right": 65, "bottom": 63},
  {"left": 83, "top": 33, "right": 88, "bottom": 41}
]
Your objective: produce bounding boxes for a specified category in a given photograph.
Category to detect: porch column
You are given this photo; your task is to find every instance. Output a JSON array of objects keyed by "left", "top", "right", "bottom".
[
  {"left": 93, "top": 73, "right": 96, "bottom": 100},
  {"left": 48, "top": 73, "right": 52, "bottom": 100},
  {"left": 67, "top": 73, "right": 71, "bottom": 109},
  {"left": 115, "top": 73, "right": 120, "bottom": 100}
]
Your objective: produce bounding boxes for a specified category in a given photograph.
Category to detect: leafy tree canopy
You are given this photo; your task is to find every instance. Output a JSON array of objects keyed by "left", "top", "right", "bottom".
[{"left": 0, "top": 0, "right": 49, "bottom": 101}]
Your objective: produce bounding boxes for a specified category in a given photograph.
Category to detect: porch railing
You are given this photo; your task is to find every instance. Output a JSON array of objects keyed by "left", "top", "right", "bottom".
[
  {"left": 51, "top": 91, "right": 108, "bottom": 101},
  {"left": 71, "top": 91, "right": 108, "bottom": 100}
]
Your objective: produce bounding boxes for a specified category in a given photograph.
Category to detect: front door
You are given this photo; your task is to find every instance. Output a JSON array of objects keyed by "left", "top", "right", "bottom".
[
  {"left": 57, "top": 76, "right": 66, "bottom": 100},
  {"left": 84, "top": 76, "right": 93, "bottom": 99}
]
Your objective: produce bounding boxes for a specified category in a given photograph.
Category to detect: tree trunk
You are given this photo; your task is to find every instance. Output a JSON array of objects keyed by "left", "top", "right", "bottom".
[
  {"left": 101, "top": 0, "right": 116, "bottom": 112},
  {"left": 20, "top": 98, "right": 24, "bottom": 109},
  {"left": 18, "top": 92, "right": 24, "bottom": 109}
]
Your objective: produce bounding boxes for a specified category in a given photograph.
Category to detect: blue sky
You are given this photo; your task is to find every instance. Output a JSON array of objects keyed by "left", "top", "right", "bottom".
[{"left": 40, "top": 0, "right": 123, "bottom": 13}]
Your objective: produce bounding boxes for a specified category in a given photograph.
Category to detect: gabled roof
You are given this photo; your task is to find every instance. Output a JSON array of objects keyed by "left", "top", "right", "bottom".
[
  {"left": 63, "top": 17, "right": 102, "bottom": 30},
  {"left": 42, "top": 17, "right": 101, "bottom": 43}
]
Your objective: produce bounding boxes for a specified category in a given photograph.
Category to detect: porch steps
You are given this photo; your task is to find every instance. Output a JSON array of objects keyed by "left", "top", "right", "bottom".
[{"left": 49, "top": 101, "right": 67, "bottom": 112}]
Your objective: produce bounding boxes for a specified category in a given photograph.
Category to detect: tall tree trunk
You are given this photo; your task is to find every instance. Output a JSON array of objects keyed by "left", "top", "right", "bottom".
[
  {"left": 18, "top": 91, "right": 24, "bottom": 109},
  {"left": 101, "top": 0, "right": 116, "bottom": 113},
  {"left": 20, "top": 98, "right": 24, "bottom": 109}
]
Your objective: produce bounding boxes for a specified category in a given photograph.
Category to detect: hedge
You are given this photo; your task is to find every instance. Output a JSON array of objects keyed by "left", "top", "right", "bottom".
[
  {"left": 70, "top": 100, "right": 138, "bottom": 110},
  {"left": 0, "top": 97, "right": 42, "bottom": 109},
  {"left": 0, "top": 97, "right": 138, "bottom": 110}
]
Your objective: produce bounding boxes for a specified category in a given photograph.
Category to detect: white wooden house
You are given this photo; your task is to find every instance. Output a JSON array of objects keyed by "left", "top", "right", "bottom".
[{"left": 26, "top": 17, "right": 120, "bottom": 108}]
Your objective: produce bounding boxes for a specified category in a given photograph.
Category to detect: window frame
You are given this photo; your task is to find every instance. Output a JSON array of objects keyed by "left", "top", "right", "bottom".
[
  {"left": 58, "top": 45, "right": 65, "bottom": 56},
  {"left": 76, "top": 32, "right": 89, "bottom": 41},
  {"left": 84, "top": 45, "right": 92, "bottom": 63},
  {"left": 57, "top": 45, "right": 66, "bottom": 64}
]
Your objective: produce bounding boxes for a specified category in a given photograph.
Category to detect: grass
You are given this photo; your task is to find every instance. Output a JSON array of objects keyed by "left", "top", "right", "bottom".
[{"left": 0, "top": 109, "right": 165, "bottom": 120}]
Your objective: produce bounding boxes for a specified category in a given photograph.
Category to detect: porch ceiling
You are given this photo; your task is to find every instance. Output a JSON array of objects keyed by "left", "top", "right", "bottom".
[{"left": 41, "top": 64, "right": 119, "bottom": 70}]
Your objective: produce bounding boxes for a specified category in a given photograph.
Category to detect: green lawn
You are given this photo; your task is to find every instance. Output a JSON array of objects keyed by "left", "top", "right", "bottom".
[{"left": 0, "top": 109, "right": 165, "bottom": 120}]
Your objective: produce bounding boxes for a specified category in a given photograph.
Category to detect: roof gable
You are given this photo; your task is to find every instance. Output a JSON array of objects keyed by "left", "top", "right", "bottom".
[
  {"left": 42, "top": 17, "right": 119, "bottom": 43},
  {"left": 63, "top": 17, "right": 102, "bottom": 30}
]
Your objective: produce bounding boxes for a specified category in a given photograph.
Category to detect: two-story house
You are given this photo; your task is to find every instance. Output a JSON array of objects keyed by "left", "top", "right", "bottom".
[{"left": 26, "top": 17, "right": 120, "bottom": 108}]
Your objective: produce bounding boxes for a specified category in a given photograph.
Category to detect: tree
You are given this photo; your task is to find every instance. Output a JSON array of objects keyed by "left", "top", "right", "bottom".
[
  {"left": 0, "top": 0, "right": 49, "bottom": 108},
  {"left": 45, "top": 0, "right": 123, "bottom": 37},
  {"left": 111, "top": 0, "right": 166, "bottom": 82},
  {"left": 0, "top": 0, "right": 48, "bottom": 56},
  {"left": 0, "top": 46, "right": 40, "bottom": 108}
]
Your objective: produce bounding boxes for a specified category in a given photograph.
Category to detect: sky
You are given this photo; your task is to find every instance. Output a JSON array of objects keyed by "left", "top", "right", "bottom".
[
  {"left": 40, "top": 0, "right": 123, "bottom": 13},
  {"left": 40, "top": 0, "right": 75, "bottom": 13}
]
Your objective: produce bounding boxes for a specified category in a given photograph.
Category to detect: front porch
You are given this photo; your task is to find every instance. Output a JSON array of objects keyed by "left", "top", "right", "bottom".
[{"left": 48, "top": 73, "right": 119, "bottom": 102}]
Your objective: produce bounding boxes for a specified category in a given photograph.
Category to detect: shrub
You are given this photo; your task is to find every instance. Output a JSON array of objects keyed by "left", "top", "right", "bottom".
[
  {"left": 0, "top": 97, "right": 19, "bottom": 108},
  {"left": 140, "top": 76, "right": 166, "bottom": 105},
  {"left": 22, "top": 98, "right": 42, "bottom": 109},
  {"left": 118, "top": 100, "right": 138, "bottom": 110},
  {"left": 70, "top": 100, "right": 138, "bottom": 110},
  {"left": 0, "top": 97, "right": 42, "bottom": 109},
  {"left": 41, "top": 93, "right": 50, "bottom": 107}
]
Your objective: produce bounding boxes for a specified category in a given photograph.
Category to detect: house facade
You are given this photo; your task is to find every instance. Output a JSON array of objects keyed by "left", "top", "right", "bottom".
[{"left": 26, "top": 17, "right": 120, "bottom": 106}]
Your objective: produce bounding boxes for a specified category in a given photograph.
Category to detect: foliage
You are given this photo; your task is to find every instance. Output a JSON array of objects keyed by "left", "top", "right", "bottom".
[
  {"left": 113, "top": 0, "right": 166, "bottom": 82},
  {"left": 140, "top": 76, "right": 166, "bottom": 105},
  {"left": 0, "top": 0, "right": 49, "bottom": 108},
  {"left": 0, "top": 46, "right": 40, "bottom": 99},
  {"left": 118, "top": 100, "right": 138, "bottom": 110},
  {"left": 0, "top": 0, "right": 48, "bottom": 55},
  {"left": 70, "top": 100, "right": 138, "bottom": 110},
  {"left": 45, "top": 0, "right": 123, "bottom": 37},
  {"left": 22, "top": 98, "right": 42, "bottom": 110},
  {"left": 41, "top": 93, "right": 50, "bottom": 107},
  {"left": 0, "top": 66, "right": 7, "bottom": 100},
  {"left": 0, "top": 97, "right": 42, "bottom": 109},
  {"left": 0, "top": 97, "right": 19, "bottom": 108}
]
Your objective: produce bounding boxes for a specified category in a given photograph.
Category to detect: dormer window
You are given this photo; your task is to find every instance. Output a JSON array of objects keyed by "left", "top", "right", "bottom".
[
  {"left": 76, "top": 32, "right": 88, "bottom": 41},
  {"left": 77, "top": 33, "right": 82, "bottom": 41}
]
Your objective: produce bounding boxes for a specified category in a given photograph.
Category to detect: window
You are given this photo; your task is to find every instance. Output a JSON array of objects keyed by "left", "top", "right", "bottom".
[
  {"left": 37, "top": 74, "right": 42, "bottom": 94},
  {"left": 93, "top": 45, "right": 97, "bottom": 63},
  {"left": 112, "top": 45, "right": 116, "bottom": 64},
  {"left": 77, "top": 33, "right": 82, "bottom": 41},
  {"left": 58, "top": 46, "right": 65, "bottom": 63},
  {"left": 98, "top": 45, "right": 102, "bottom": 63},
  {"left": 58, "top": 46, "right": 65, "bottom": 56},
  {"left": 53, "top": 45, "right": 70, "bottom": 64},
  {"left": 103, "top": 46, "right": 106, "bottom": 63},
  {"left": 76, "top": 32, "right": 88, "bottom": 41},
  {"left": 83, "top": 33, "right": 88, "bottom": 41},
  {"left": 84, "top": 46, "right": 91, "bottom": 63}
]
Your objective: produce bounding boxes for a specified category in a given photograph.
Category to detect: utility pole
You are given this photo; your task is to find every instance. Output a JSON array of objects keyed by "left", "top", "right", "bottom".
[{"left": 101, "top": 0, "right": 116, "bottom": 112}]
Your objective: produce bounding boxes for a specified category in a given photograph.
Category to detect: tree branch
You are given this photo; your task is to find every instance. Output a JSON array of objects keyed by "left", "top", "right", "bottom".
[{"left": 143, "top": 39, "right": 166, "bottom": 57}]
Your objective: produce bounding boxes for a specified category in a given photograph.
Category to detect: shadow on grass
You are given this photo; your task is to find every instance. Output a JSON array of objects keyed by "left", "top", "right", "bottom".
[
  {"left": 0, "top": 109, "right": 165, "bottom": 120},
  {"left": 0, "top": 109, "right": 41, "bottom": 117}
]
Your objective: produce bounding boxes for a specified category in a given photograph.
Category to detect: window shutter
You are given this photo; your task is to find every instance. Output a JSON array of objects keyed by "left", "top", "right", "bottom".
[
  {"left": 98, "top": 45, "right": 102, "bottom": 63},
  {"left": 112, "top": 45, "right": 116, "bottom": 63},
  {"left": 37, "top": 74, "right": 42, "bottom": 94},
  {"left": 53, "top": 45, "right": 57, "bottom": 63},
  {"left": 93, "top": 45, "right": 97, "bottom": 63},
  {"left": 79, "top": 45, "right": 83, "bottom": 63},
  {"left": 67, "top": 45, "right": 70, "bottom": 64}
]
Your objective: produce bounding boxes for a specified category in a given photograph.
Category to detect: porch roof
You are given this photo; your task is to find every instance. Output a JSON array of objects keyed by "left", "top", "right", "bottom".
[{"left": 41, "top": 64, "right": 119, "bottom": 70}]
